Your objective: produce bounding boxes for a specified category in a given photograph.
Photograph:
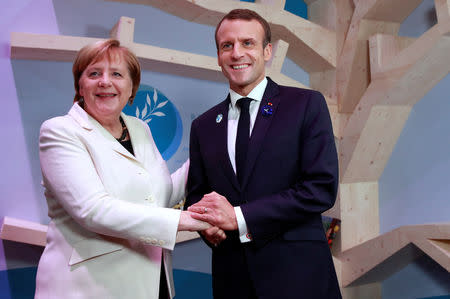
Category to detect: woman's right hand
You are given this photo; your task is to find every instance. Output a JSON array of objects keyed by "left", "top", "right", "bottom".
[{"left": 177, "top": 211, "right": 211, "bottom": 232}]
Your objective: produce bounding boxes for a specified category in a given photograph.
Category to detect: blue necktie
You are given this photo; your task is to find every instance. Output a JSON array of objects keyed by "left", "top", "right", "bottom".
[{"left": 235, "top": 97, "right": 252, "bottom": 185}]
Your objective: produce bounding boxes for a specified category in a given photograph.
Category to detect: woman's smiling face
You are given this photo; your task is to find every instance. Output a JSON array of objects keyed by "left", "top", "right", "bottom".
[{"left": 79, "top": 52, "right": 133, "bottom": 123}]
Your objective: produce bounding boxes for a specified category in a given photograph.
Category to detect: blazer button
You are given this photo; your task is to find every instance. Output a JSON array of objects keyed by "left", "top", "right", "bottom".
[
  {"left": 140, "top": 236, "right": 151, "bottom": 244},
  {"left": 145, "top": 196, "right": 154, "bottom": 203}
]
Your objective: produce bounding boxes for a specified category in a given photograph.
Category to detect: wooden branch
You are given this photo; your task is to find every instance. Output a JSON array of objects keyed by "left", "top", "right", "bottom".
[
  {"left": 364, "top": 0, "right": 424, "bottom": 22},
  {"left": 340, "top": 181, "right": 379, "bottom": 250},
  {"left": 308, "top": 0, "right": 353, "bottom": 110},
  {"left": 110, "top": 16, "right": 135, "bottom": 45},
  {"left": 336, "top": 0, "right": 423, "bottom": 113},
  {"left": 435, "top": 0, "right": 450, "bottom": 24},
  {"left": 10, "top": 31, "right": 226, "bottom": 82},
  {"left": 340, "top": 30, "right": 450, "bottom": 183},
  {"left": 9, "top": 1, "right": 450, "bottom": 297},
  {"left": 338, "top": 223, "right": 450, "bottom": 286},
  {"left": 0, "top": 217, "right": 47, "bottom": 247},
  {"left": 336, "top": 19, "right": 400, "bottom": 113},
  {"left": 10, "top": 33, "right": 101, "bottom": 61},
  {"left": 0, "top": 216, "right": 200, "bottom": 245},
  {"left": 254, "top": 0, "right": 286, "bottom": 9},
  {"left": 341, "top": 104, "right": 411, "bottom": 183},
  {"left": 107, "top": 0, "right": 337, "bottom": 72},
  {"left": 266, "top": 39, "right": 289, "bottom": 74}
]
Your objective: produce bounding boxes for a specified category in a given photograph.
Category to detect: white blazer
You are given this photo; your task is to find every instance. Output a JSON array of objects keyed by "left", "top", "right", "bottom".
[{"left": 35, "top": 103, "right": 187, "bottom": 299}]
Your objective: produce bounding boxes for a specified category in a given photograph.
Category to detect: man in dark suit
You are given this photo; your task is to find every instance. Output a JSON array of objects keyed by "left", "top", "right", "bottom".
[{"left": 185, "top": 8, "right": 341, "bottom": 299}]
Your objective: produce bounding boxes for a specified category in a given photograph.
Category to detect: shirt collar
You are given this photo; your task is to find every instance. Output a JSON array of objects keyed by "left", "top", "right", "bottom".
[{"left": 229, "top": 77, "right": 268, "bottom": 108}]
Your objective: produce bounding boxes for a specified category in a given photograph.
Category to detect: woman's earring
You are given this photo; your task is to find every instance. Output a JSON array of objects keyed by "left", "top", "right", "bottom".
[{"left": 78, "top": 97, "right": 85, "bottom": 107}]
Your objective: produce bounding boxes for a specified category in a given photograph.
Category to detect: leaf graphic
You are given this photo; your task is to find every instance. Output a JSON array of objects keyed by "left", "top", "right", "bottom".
[
  {"left": 146, "top": 93, "right": 152, "bottom": 107},
  {"left": 153, "top": 89, "right": 158, "bottom": 106},
  {"left": 145, "top": 118, "right": 152, "bottom": 123},
  {"left": 151, "top": 112, "right": 165, "bottom": 117},
  {"left": 135, "top": 107, "right": 140, "bottom": 118},
  {"left": 156, "top": 100, "right": 168, "bottom": 109},
  {"left": 142, "top": 104, "right": 148, "bottom": 118}
]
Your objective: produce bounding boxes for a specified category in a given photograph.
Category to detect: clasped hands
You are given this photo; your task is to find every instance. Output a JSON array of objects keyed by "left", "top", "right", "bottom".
[{"left": 186, "top": 192, "right": 238, "bottom": 246}]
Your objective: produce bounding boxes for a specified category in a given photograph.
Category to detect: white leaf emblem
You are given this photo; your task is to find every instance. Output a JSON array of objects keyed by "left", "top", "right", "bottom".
[
  {"left": 153, "top": 89, "right": 158, "bottom": 106},
  {"left": 156, "top": 100, "right": 168, "bottom": 109},
  {"left": 137, "top": 88, "right": 168, "bottom": 123},
  {"left": 142, "top": 104, "right": 148, "bottom": 118},
  {"left": 146, "top": 93, "right": 152, "bottom": 107}
]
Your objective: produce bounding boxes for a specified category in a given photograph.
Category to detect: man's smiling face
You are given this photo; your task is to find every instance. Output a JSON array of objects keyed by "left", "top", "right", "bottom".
[{"left": 216, "top": 19, "right": 272, "bottom": 96}]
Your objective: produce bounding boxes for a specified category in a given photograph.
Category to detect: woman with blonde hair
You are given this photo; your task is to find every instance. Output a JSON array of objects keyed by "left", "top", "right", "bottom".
[{"left": 35, "top": 39, "right": 213, "bottom": 299}]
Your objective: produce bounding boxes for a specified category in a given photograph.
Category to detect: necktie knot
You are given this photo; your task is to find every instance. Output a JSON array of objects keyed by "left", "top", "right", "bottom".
[{"left": 237, "top": 97, "right": 252, "bottom": 112}]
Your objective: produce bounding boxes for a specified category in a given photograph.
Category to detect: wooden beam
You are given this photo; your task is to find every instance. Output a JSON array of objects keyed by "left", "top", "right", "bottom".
[
  {"left": 9, "top": 1, "right": 450, "bottom": 295},
  {"left": 266, "top": 39, "right": 289, "bottom": 74},
  {"left": 336, "top": 0, "right": 423, "bottom": 113},
  {"left": 435, "top": 0, "right": 450, "bottom": 24},
  {"left": 364, "top": 0, "right": 423, "bottom": 23},
  {"left": 340, "top": 182, "right": 379, "bottom": 250},
  {"left": 0, "top": 216, "right": 201, "bottom": 245},
  {"left": 342, "top": 105, "right": 411, "bottom": 183},
  {"left": 10, "top": 31, "right": 226, "bottom": 82},
  {"left": 369, "top": 34, "right": 415, "bottom": 80},
  {"left": 107, "top": 0, "right": 337, "bottom": 72},
  {"left": 254, "top": 0, "right": 286, "bottom": 9},
  {"left": 10, "top": 32, "right": 101, "bottom": 61},
  {"left": 339, "top": 223, "right": 450, "bottom": 286},
  {"left": 337, "top": 19, "right": 400, "bottom": 113},
  {"left": 110, "top": 16, "right": 135, "bottom": 45},
  {"left": 340, "top": 29, "right": 450, "bottom": 182},
  {"left": 0, "top": 217, "right": 47, "bottom": 247},
  {"left": 342, "top": 283, "right": 381, "bottom": 299}
]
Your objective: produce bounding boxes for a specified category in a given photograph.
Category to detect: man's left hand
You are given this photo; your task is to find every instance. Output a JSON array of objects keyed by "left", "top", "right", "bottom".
[
  {"left": 201, "top": 226, "right": 227, "bottom": 247},
  {"left": 187, "top": 192, "right": 238, "bottom": 231}
]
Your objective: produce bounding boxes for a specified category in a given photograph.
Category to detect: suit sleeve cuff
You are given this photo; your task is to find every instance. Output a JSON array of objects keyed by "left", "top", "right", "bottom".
[{"left": 234, "top": 207, "right": 252, "bottom": 243}]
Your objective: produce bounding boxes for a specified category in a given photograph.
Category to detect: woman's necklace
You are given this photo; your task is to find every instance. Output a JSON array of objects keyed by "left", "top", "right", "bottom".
[{"left": 116, "top": 117, "right": 128, "bottom": 142}]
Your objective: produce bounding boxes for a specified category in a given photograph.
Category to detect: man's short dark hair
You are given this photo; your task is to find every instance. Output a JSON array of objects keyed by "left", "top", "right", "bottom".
[{"left": 215, "top": 9, "right": 272, "bottom": 50}]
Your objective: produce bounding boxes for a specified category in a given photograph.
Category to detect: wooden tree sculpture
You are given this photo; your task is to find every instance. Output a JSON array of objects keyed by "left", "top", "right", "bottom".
[{"left": 5, "top": 0, "right": 450, "bottom": 297}]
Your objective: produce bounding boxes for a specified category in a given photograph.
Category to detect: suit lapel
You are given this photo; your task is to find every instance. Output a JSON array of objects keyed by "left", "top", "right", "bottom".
[
  {"left": 68, "top": 103, "right": 140, "bottom": 164},
  {"left": 119, "top": 114, "right": 144, "bottom": 163},
  {"left": 91, "top": 116, "right": 139, "bottom": 162},
  {"left": 241, "top": 78, "right": 281, "bottom": 188},
  {"left": 213, "top": 97, "right": 241, "bottom": 192}
]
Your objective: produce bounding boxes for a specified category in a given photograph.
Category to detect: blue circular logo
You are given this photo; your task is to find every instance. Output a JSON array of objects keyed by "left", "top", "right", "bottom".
[{"left": 122, "top": 84, "right": 182, "bottom": 160}]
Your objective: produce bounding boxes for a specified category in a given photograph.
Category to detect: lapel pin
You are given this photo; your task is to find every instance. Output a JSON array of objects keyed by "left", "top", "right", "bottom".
[
  {"left": 261, "top": 102, "right": 273, "bottom": 116},
  {"left": 216, "top": 114, "right": 223, "bottom": 123}
]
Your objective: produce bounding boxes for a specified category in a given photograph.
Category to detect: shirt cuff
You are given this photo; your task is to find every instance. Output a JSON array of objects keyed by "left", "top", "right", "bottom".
[{"left": 234, "top": 207, "right": 252, "bottom": 243}]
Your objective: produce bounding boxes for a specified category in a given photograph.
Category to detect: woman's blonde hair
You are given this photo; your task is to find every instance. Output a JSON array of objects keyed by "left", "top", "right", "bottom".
[{"left": 72, "top": 39, "right": 141, "bottom": 104}]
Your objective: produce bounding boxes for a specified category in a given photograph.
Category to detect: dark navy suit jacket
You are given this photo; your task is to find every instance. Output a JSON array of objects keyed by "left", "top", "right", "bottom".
[{"left": 186, "top": 78, "right": 341, "bottom": 299}]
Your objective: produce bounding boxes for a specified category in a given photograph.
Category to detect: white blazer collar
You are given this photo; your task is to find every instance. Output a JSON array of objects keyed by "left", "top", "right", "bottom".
[
  {"left": 68, "top": 102, "right": 140, "bottom": 163},
  {"left": 68, "top": 102, "right": 93, "bottom": 130}
]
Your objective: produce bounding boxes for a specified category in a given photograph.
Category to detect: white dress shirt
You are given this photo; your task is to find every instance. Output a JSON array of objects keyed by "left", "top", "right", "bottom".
[{"left": 227, "top": 77, "right": 268, "bottom": 243}]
